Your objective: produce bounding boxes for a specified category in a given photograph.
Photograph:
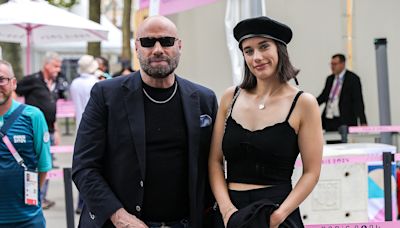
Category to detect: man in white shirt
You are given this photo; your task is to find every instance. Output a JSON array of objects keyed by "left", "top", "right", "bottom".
[
  {"left": 70, "top": 55, "right": 99, "bottom": 128},
  {"left": 69, "top": 55, "right": 99, "bottom": 214}
]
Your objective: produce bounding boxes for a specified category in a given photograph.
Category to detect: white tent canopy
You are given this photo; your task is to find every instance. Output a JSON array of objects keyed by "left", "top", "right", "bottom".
[
  {"left": 33, "top": 15, "right": 129, "bottom": 55},
  {"left": 0, "top": 0, "right": 109, "bottom": 74}
]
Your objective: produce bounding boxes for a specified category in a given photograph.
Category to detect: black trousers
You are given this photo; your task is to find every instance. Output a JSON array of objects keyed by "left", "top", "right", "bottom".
[
  {"left": 213, "top": 184, "right": 304, "bottom": 228},
  {"left": 322, "top": 116, "right": 342, "bottom": 132}
]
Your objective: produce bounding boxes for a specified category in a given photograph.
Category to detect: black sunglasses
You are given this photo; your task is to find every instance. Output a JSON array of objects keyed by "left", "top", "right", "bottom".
[{"left": 138, "top": 36, "right": 177, "bottom": 48}]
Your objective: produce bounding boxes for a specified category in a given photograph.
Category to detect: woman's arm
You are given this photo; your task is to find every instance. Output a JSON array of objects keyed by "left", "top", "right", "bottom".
[
  {"left": 208, "top": 86, "right": 239, "bottom": 226},
  {"left": 270, "top": 92, "right": 323, "bottom": 227}
]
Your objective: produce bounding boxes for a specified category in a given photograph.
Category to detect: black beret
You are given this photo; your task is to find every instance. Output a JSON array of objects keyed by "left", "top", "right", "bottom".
[{"left": 233, "top": 16, "right": 293, "bottom": 47}]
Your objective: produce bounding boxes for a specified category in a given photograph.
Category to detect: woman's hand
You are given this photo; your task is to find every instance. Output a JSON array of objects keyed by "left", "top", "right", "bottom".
[
  {"left": 222, "top": 207, "right": 238, "bottom": 227},
  {"left": 269, "top": 209, "right": 286, "bottom": 228}
]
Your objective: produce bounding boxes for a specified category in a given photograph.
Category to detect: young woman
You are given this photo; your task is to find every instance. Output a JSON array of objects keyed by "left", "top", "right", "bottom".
[{"left": 209, "top": 16, "right": 323, "bottom": 228}]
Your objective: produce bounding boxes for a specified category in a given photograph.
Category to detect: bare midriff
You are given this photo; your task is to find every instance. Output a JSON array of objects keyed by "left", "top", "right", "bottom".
[{"left": 228, "top": 182, "right": 273, "bottom": 191}]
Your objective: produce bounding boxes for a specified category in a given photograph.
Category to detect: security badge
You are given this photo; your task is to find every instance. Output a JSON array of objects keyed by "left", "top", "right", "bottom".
[{"left": 24, "top": 170, "right": 39, "bottom": 206}]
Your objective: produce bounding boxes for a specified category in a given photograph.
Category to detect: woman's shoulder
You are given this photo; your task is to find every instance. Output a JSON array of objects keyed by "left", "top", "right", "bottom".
[
  {"left": 220, "top": 86, "right": 239, "bottom": 105},
  {"left": 294, "top": 90, "right": 319, "bottom": 116},
  {"left": 297, "top": 91, "right": 318, "bottom": 105}
]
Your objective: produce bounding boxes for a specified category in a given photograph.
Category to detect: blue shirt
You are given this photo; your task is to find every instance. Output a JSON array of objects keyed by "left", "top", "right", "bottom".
[{"left": 0, "top": 100, "right": 51, "bottom": 223}]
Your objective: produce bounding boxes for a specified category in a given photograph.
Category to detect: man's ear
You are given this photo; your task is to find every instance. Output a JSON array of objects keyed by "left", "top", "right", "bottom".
[
  {"left": 11, "top": 78, "right": 17, "bottom": 90},
  {"left": 177, "top": 39, "right": 182, "bottom": 52}
]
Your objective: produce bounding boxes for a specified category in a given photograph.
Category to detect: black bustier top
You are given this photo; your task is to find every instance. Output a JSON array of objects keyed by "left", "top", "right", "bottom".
[{"left": 222, "top": 90, "right": 303, "bottom": 185}]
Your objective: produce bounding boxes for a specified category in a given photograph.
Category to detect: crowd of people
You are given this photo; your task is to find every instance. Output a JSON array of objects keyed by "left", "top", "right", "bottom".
[{"left": 0, "top": 14, "right": 370, "bottom": 228}]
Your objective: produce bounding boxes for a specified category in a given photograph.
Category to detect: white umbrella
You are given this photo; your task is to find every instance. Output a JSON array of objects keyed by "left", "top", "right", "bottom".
[
  {"left": 0, "top": 0, "right": 109, "bottom": 74},
  {"left": 34, "top": 15, "right": 129, "bottom": 55}
]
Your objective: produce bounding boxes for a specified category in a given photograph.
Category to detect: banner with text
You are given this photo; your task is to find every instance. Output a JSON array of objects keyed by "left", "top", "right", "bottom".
[{"left": 139, "top": 0, "right": 220, "bottom": 15}]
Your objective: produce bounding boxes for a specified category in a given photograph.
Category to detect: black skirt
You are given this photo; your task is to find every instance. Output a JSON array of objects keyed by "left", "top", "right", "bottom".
[{"left": 213, "top": 184, "right": 304, "bottom": 228}]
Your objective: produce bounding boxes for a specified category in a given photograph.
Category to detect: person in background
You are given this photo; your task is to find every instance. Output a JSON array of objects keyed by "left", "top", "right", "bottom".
[
  {"left": 55, "top": 72, "right": 69, "bottom": 99},
  {"left": 94, "top": 70, "right": 108, "bottom": 81},
  {"left": 70, "top": 54, "right": 99, "bottom": 215},
  {"left": 72, "top": 15, "right": 217, "bottom": 228},
  {"left": 209, "top": 16, "right": 323, "bottom": 227},
  {"left": 317, "top": 53, "right": 367, "bottom": 132},
  {"left": 0, "top": 60, "right": 52, "bottom": 228},
  {"left": 95, "top": 56, "right": 112, "bottom": 80},
  {"left": 70, "top": 55, "right": 99, "bottom": 128},
  {"left": 112, "top": 59, "right": 135, "bottom": 77},
  {"left": 15, "top": 51, "right": 63, "bottom": 210}
]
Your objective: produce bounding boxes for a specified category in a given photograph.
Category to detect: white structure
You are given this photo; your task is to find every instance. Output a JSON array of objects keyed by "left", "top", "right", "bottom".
[
  {"left": 168, "top": 0, "right": 400, "bottom": 127},
  {"left": 292, "top": 143, "right": 397, "bottom": 223}
]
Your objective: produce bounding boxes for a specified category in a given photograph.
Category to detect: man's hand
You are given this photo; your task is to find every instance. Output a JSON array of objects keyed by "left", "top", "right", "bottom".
[
  {"left": 54, "top": 129, "right": 61, "bottom": 146},
  {"left": 110, "top": 208, "right": 148, "bottom": 228}
]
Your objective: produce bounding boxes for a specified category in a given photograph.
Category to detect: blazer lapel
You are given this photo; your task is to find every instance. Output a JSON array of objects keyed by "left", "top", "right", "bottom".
[
  {"left": 339, "top": 71, "right": 349, "bottom": 101},
  {"left": 122, "top": 72, "right": 146, "bottom": 179},
  {"left": 177, "top": 76, "right": 200, "bottom": 216}
]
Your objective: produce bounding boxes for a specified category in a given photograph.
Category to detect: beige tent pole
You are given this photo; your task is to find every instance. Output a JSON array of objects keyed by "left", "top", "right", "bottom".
[{"left": 346, "top": 0, "right": 353, "bottom": 70}]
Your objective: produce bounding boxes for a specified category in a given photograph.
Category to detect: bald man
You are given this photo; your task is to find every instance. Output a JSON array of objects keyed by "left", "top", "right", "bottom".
[{"left": 72, "top": 16, "right": 218, "bottom": 228}]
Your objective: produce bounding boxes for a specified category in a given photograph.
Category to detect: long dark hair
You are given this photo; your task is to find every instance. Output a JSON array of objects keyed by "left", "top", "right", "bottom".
[{"left": 239, "top": 41, "right": 299, "bottom": 90}]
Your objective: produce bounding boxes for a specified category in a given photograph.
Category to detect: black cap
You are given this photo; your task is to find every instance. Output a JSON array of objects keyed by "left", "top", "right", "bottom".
[{"left": 233, "top": 16, "right": 293, "bottom": 47}]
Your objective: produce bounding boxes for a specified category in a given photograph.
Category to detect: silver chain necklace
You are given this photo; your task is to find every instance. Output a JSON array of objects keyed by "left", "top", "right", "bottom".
[{"left": 142, "top": 82, "right": 178, "bottom": 104}]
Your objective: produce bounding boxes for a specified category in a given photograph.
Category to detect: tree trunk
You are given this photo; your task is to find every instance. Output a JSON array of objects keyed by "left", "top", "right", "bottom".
[
  {"left": 0, "top": 0, "right": 23, "bottom": 79},
  {"left": 87, "top": 0, "right": 101, "bottom": 57},
  {"left": 121, "top": 0, "right": 132, "bottom": 62}
]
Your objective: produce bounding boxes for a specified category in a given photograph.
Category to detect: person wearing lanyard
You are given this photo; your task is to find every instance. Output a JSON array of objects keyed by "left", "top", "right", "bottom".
[
  {"left": 15, "top": 51, "right": 63, "bottom": 210},
  {"left": 317, "top": 54, "right": 367, "bottom": 132},
  {"left": 0, "top": 60, "right": 52, "bottom": 227}
]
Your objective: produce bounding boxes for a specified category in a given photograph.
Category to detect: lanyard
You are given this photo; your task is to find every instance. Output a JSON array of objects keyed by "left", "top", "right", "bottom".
[
  {"left": 329, "top": 77, "right": 343, "bottom": 102},
  {"left": 2, "top": 135, "right": 26, "bottom": 169},
  {"left": 0, "top": 104, "right": 27, "bottom": 169}
]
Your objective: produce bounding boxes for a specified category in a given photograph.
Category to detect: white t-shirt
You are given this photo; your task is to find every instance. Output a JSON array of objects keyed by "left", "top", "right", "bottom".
[{"left": 69, "top": 73, "right": 98, "bottom": 128}]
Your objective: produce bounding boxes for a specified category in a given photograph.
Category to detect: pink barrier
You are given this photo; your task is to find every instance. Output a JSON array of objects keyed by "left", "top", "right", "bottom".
[
  {"left": 396, "top": 153, "right": 400, "bottom": 161},
  {"left": 349, "top": 125, "right": 400, "bottom": 133},
  {"left": 56, "top": 100, "right": 75, "bottom": 118},
  {"left": 46, "top": 169, "right": 63, "bottom": 180},
  {"left": 306, "top": 221, "right": 400, "bottom": 228},
  {"left": 50, "top": 145, "right": 74, "bottom": 154},
  {"left": 295, "top": 152, "right": 399, "bottom": 167},
  {"left": 15, "top": 98, "right": 75, "bottom": 118}
]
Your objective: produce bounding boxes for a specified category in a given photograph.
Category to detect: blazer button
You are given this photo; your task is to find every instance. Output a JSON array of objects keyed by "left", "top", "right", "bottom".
[
  {"left": 136, "top": 205, "right": 141, "bottom": 212},
  {"left": 140, "top": 181, "right": 144, "bottom": 187}
]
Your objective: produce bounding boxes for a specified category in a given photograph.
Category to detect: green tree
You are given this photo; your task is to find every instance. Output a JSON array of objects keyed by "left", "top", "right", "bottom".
[
  {"left": 0, "top": 0, "right": 23, "bottom": 79},
  {"left": 121, "top": 0, "right": 132, "bottom": 62},
  {"left": 47, "top": 0, "right": 78, "bottom": 9},
  {"left": 87, "top": 0, "right": 101, "bottom": 57}
]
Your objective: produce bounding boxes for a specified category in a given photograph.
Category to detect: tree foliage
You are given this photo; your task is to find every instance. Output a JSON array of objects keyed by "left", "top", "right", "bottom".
[
  {"left": 121, "top": 0, "right": 132, "bottom": 62},
  {"left": 47, "top": 0, "right": 79, "bottom": 9},
  {"left": 87, "top": 0, "right": 101, "bottom": 57}
]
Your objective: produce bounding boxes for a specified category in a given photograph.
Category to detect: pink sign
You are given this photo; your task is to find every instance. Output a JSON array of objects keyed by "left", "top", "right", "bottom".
[
  {"left": 295, "top": 152, "right": 400, "bottom": 167},
  {"left": 46, "top": 169, "right": 63, "bottom": 180},
  {"left": 349, "top": 125, "right": 400, "bottom": 133},
  {"left": 306, "top": 221, "right": 400, "bottom": 228},
  {"left": 139, "top": 0, "right": 220, "bottom": 15},
  {"left": 51, "top": 145, "right": 74, "bottom": 154}
]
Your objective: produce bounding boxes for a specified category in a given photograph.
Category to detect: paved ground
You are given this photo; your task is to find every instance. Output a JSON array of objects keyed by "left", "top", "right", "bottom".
[{"left": 43, "top": 120, "right": 80, "bottom": 228}]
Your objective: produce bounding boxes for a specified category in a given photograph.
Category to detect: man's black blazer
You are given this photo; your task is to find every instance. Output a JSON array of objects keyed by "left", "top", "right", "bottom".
[
  {"left": 317, "top": 70, "right": 367, "bottom": 129},
  {"left": 72, "top": 71, "right": 218, "bottom": 228}
]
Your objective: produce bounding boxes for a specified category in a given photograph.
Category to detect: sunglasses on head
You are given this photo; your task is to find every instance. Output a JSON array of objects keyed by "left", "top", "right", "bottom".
[{"left": 139, "top": 36, "right": 177, "bottom": 48}]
